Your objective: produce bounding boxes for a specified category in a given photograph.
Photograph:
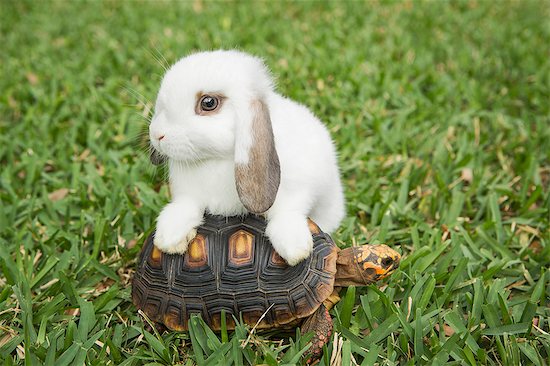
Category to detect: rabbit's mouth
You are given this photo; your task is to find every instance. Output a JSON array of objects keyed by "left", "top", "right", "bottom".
[
  {"left": 149, "top": 146, "right": 166, "bottom": 166},
  {"left": 153, "top": 143, "right": 213, "bottom": 164}
]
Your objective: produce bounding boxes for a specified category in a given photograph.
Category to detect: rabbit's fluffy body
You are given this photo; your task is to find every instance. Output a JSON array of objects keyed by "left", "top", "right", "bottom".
[{"left": 150, "top": 50, "right": 344, "bottom": 265}]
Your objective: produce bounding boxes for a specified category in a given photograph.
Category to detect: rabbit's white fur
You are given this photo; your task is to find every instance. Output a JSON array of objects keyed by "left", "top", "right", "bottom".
[{"left": 149, "top": 50, "right": 345, "bottom": 265}]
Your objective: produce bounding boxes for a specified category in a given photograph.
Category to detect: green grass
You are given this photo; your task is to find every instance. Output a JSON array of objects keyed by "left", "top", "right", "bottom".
[{"left": 1, "top": 1, "right": 549, "bottom": 365}]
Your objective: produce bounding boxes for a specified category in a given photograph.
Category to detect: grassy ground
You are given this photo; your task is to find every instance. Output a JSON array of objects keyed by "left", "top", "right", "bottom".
[{"left": 1, "top": 1, "right": 549, "bottom": 365}]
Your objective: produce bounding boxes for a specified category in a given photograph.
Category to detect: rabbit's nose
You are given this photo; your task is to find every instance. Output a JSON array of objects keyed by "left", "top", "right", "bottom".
[{"left": 157, "top": 134, "right": 165, "bottom": 141}]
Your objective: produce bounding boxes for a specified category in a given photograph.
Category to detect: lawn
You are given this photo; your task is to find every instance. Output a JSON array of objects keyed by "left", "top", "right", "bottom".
[{"left": 1, "top": 1, "right": 549, "bottom": 365}]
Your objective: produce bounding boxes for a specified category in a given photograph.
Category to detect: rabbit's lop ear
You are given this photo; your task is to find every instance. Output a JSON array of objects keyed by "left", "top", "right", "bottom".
[
  {"left": 150, "top": 148, "right": 166, "bottom": 166},
  {"left": 234, "top": 99, "right": 281, "bottom": 213}
]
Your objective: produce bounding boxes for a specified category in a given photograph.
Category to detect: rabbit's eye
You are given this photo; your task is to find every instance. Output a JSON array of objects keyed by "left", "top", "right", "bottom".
[
  {"left": 199, "top": 95, "right": 219, "bottom": 112},
  {"left": 195, "top": 93, "right": 224, "bottom": 115}
]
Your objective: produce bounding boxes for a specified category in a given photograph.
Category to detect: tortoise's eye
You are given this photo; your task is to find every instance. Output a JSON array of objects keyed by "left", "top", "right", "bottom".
[
  {"left": 382, "top": 257, "right": 394, "bottom": 268},
  {"left": 199, "top": 95, "right": 219, "bottom": 112}
]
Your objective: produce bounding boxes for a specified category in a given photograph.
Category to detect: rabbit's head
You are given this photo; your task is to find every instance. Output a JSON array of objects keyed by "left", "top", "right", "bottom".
[{"left": 149, "top": 50, "right": 280, "bottom": 213}]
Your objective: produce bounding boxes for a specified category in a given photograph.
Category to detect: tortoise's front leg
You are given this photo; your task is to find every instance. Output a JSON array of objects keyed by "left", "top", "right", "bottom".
[{"left": 301, "top": 304, "right": 332, "bottom": 364}]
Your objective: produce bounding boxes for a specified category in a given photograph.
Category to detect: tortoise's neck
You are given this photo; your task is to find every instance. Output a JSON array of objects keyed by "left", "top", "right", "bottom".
[{"left": 334, "top": 246, "right": 379, "bottom": 287}]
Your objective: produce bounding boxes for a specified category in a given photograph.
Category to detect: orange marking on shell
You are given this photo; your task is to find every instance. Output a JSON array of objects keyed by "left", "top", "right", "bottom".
[
  {"left": 209, "top": 312, "right": 236, "bottom": 331},
  {"left": 242, "top": 310, "right": 265, "bottom": 326},
  {"left": 144, "top": 302, "right": 160, "bottom": 318},
  {"left": 184, "top": 234, "right": 207, "bottom": 267},
  {"left": 229, "top": 230, "right": 254, "bottom": 266},
  {"left": 164, "top": 311, "right": 184, "bottom": 331},
  {"left": 270, "top": 250, "right": 287, "bottom": 266},
  {"left": 307, "top": 218, "right": 321, "bottom": 235},
  {"left": 151, "top": 245, "right": 162, "bottom": 261},
  {"left": 149, "top": 245, "right": 163, "bottom": 267},
  {"left": 188, "top": 237, "right": 203, "bottom": 260},
  {"left": 210, "top": 313, "right": 221, "bottom": 330}
]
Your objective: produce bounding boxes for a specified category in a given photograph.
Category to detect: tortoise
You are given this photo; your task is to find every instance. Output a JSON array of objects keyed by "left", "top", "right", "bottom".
[{"left": 132, "top": 214, "right": 400, "bottom": 360}]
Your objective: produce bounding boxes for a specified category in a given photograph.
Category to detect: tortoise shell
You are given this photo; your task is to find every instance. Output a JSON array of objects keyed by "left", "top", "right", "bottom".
[{"left": 132, "top": 214, "right": 338, "bottom": 331}]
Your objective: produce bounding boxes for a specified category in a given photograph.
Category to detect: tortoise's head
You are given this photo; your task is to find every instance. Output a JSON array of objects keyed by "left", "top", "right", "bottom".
[{"left": 334, "top": 245, "right": 400, "bottom": 287}]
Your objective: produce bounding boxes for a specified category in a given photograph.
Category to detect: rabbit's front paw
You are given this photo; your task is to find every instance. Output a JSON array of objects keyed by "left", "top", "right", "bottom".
[
  {"left": 154, "top": 226, "right": 197, "bottom": 254},
  {"left": 153, "top": 208, "right": 199, "bottom": 254},
  {"left": 266, "top": 216, "right": 313, "bottom": 266}
]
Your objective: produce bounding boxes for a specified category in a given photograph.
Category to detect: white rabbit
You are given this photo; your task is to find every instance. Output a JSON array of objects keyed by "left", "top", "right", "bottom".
[{"left": 149, "top": 50, "right": 345, "bottom": 266}]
